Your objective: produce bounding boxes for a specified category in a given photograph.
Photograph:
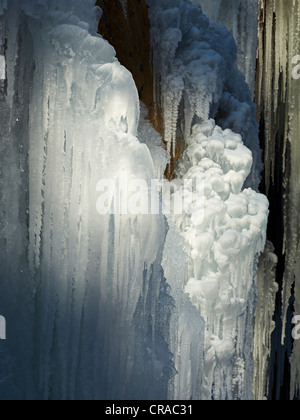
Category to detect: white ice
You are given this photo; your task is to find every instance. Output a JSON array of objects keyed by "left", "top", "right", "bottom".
[
  {"left": 199, "top": 0, "right": 259, "bottom": 96},
  {"left": 172, "top": 120, "right": 268, "bottom": 399}
]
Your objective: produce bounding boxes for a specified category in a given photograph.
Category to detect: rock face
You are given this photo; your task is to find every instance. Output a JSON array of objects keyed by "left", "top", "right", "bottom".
[{"left": 97, "top": 0, "right": 160, "bottom": 133}]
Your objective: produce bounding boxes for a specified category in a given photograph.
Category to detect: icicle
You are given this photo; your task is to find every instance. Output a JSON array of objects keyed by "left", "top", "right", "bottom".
[
  {"left": 0, "top": 0, "right": 270, "bottom": 401},
  {"left": 200, "top": 0, "right": 259, "bottom": 96},
  {"left": 0, "top": 0, "right": 173, "bottom": 400},
  {"left": 148, "top": 0, "right": 261, "bottom": 189},
  {"left": 119, "top": 0, "right": 128, "bottom": 21},
  {"left": 162, "top": 75, "right": 184, "bottom": 158}
]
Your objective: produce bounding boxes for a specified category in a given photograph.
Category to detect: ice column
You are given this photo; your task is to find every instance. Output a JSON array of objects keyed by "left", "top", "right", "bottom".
[
  {"left": 0, "top": 0, "right": 174, "bottom": 400},
  {"left": 148, "top": 0, "right": 269, "bottom": 399},
  {"left": 254, "top": 242, "right": 278, "bottom": 400},
  {"left": 256, "top": 0, "right": 300, "bottom": 400},
  {"left": 148, "top": 0, "right": 262, "bottom": 190}
]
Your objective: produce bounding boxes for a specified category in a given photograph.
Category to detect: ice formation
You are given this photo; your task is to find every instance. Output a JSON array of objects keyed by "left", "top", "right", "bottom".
[
  {"left": 254, "top": 241, "right": 278, "bottom": 400},
  {"left": 0, "top": 0, "right": 270, "bottom": 400},
  {"left": 0, "top": 0, "right": 173, "bottom": 399},
  {"left": 256, "top": 0, "right": 300, "bottom": 400},
  {"left": 119, "top": 0, "right": 128, "bottom": 20},
  {"left": 170, "top": 120, "right": 268, "bottom": 400},
  {"left": 148, "top": 0, "right": 262, "bottom": 190},
  {"left": 148, "top": 0, "right": 268, "bottom": 400},
  {"left": 199, "top": 0, "right": 259, "bottom": 96}
]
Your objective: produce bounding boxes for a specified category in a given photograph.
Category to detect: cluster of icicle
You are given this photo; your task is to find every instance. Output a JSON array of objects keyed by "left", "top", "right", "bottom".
[
  {"left": 255, "top": 0, "right": 300, "bottom": 400},
  {"left": 148, "top": 0, "right": 269, "bottom": 400},
  {"left": 0, "top": 0, "right": 173, "bottom": 400}
]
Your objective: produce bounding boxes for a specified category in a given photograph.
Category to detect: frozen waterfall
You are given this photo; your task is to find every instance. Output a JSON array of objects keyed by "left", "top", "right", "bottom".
[
  {"left": 0, "top": 0, "right": 271, "bottom": 400},
  {"left": 148, "top": 0, "right": 267, "bottom": 399}
]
